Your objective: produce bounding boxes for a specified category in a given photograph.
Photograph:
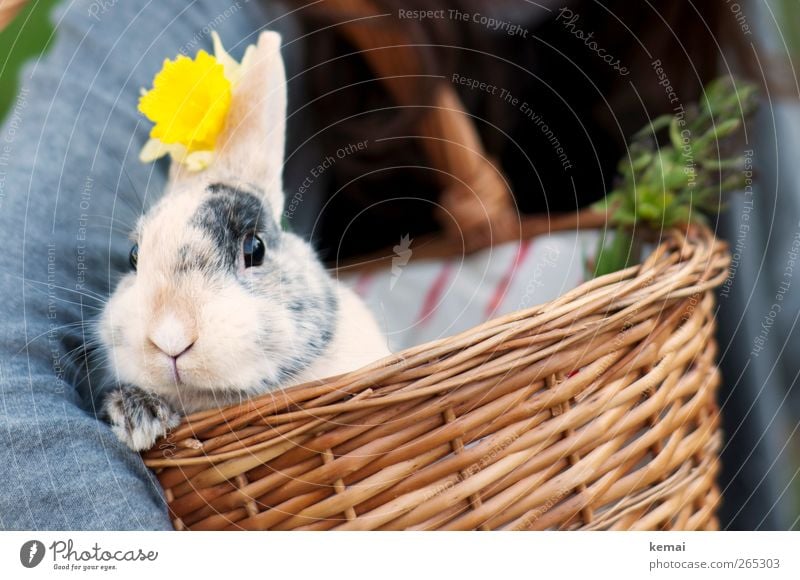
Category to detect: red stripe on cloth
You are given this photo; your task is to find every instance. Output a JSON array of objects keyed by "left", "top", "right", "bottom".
[
  {"left": 353, "top": 271, "right": 374, "bottom": 298},
  {"left": 484, "top": 240, "right": 533, "bottom": 319},
  {"left": 415, "top": 263, "right": 454, "bottom": 327}
]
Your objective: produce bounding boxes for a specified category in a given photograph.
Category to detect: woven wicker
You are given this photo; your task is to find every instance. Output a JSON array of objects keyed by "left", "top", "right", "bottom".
[{"left": 143, "top": 224, "right": 729, "bottom": 531}]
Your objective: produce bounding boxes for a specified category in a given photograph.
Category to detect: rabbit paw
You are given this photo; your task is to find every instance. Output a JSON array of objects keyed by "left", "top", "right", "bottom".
[{"left": 104, "top": 387, "right": 180, "bottom": 451}]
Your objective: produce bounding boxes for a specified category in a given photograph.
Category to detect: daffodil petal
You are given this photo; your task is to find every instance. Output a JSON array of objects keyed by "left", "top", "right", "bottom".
[
  {"left": 182, "top": 150, "right": 214, "bottom": 172},
  {"left": 137, "top": 51, "right": 231, "bottom": 153},
  {"left": 139, "top": 138, "right": 170, "bottom": 163},
  {"left": 138, "top": 33, "right": 249, "bottom": 169}
]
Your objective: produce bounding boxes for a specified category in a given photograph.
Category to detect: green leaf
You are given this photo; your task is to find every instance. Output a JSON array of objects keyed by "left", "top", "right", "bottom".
[
  {"left": 633, "top": 114, "right": 673, "bottom": 140},
  {"left": 700, "top": 157, "right": 746, "bottom": 171},
  {"left": 612, "top": 204, "right": 637, "bottom": 225},
  {"left": 593, "top": 76, "right": 759, "bottom": 278},
  {"left": 669, "top": 116, "right": 685, "bottom": 151},
  {"left": 594, "top": 228, "right": 635, "bottom": 277}
]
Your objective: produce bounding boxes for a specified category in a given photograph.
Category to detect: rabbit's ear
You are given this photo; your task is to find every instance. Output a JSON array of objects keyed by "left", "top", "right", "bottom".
[{"left": 168, "top": 31, "right": 287, "bottom": 218}]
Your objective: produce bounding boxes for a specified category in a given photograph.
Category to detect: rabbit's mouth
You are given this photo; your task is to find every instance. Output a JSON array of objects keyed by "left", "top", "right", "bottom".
[
  {"left": 148, "top": 353, "right": 186, "bottom": 388},
  {"left": 169, "top": 356, "right": 183, "bottom": 385}
]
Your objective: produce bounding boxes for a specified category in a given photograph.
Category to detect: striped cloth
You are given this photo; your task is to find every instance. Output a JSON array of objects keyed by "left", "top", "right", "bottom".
[{"left": 342, "top": 230, "right": 603, "bottom": 352}]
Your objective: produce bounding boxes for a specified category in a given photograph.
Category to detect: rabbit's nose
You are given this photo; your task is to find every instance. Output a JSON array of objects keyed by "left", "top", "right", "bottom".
[{"left": 148, "top": 311, "right": 197, "bottom": 359}]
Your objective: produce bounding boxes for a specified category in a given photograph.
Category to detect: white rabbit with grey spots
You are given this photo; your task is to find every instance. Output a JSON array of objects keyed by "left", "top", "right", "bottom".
[{"left": 99, "top": 32, "right": 390, "bottom": 451}]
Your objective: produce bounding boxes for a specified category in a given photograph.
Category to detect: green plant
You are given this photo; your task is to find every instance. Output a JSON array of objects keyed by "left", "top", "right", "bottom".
[
  {"left": 593, "top": 77, "right": 759, "bottom": 277},
  {"left": 776, "top": 0, "right": 800, "bottom": 59},
  {"left": 0, "top": 0, "right": 58, "bottom": 121}
]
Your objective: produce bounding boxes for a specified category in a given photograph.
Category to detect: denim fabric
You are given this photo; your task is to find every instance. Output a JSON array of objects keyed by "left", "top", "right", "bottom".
[{"left": 0, "top": 0, "right": 300, "bottom": 530}]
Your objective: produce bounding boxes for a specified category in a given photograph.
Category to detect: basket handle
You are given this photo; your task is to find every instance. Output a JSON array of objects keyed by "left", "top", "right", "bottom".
[
  {"left": 420, "top": 86, "right": 517, "bottom": 252},
  {"left": 320, "top": 0, "right": 517, "bottom": 252}
]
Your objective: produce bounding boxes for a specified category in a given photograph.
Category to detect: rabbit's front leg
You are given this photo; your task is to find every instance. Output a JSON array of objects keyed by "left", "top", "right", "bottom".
[{"left": 103, "top": 386, "right": 180, "bottom": 451}]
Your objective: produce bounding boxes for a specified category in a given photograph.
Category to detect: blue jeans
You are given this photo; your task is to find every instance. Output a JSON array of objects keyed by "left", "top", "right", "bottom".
[{"left": 0, "top": 0, "right": 302, "bottom": 529}]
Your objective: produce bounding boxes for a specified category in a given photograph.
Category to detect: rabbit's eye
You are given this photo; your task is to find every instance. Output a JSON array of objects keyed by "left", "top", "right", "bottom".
[
  {"left": 243, "top": 233, "right": 265, "bottom": 268},
  {"left": 129, "top": 244, "right": 139, "bottom": 271}
]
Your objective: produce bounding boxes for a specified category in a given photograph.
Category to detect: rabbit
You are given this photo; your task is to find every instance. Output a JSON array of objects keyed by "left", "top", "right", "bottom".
[{"left": 99, "top": 31, "right": 390, "bottom": 451}]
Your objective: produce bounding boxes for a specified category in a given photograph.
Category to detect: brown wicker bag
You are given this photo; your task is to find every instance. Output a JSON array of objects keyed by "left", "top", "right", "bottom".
[{"left": 138, "top": 2, "right": 730, "bottom": 531}]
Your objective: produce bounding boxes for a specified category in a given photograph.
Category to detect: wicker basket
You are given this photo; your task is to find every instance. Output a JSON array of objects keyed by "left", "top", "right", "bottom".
[
  {"left": 136, "top": 1, "right": 730, "bottom": 530},
  {"left": 143, "top": 224, "right": 729, "bottom": 530}
]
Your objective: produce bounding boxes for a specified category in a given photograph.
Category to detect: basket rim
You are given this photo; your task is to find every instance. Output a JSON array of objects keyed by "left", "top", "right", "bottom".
[{"left": 143, "top": 223, "right": 729, "bottom": 467}]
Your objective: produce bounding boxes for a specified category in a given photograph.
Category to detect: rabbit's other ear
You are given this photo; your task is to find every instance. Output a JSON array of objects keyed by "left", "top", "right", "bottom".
[{"left": 169, "top": 31, "right": 287, "bottom": 218}]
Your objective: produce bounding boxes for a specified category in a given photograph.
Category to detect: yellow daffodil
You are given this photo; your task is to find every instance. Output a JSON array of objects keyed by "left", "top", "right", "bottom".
[{"left": 138, "top": 33, "right": 253, "bottom": 171}]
